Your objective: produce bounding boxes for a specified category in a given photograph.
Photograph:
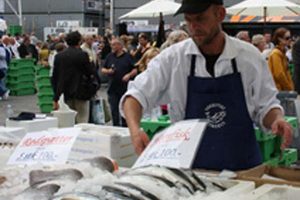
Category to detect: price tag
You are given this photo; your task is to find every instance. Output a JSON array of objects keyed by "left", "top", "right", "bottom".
[
  {"left": 7, "top": 128, "right": 81, "bottom": 165},
  {"left": 133, "top": 120, "right": 207, "bottom": 169}
]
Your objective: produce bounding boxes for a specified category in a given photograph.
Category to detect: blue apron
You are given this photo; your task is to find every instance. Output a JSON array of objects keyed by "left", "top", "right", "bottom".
[{"left": 185, "top": 55, "right": 262, "bottom": 171}]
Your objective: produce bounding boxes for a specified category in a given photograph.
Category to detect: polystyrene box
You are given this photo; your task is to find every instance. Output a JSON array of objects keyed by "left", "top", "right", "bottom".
[
  {"left": 69, "top": 124, "right": 138, "bottom": 167},
  {"left": 5, "top": 117, "right": 58, "bottom": 133},
  {"left": 0, "top": 126, "right": 26, "bottom": 139}
]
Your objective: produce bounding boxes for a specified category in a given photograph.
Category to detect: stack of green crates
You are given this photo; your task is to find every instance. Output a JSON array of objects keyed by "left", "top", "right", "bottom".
[
  {"left": 255, "top": 116, "right": 298, "bottom": 167},
  {"left": 35, "top": 65, "right": 53, "bottom": 113},
  {"left": 8, "top": 25, "right": 22, "bottom": 36},
  {"left": 6, "top": 59, "right": 36, "bottom": 96}
]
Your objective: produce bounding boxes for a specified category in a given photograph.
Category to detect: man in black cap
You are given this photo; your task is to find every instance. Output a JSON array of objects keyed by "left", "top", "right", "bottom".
[{"left": 121, "top": 0, "right": 292, "bottom": 171}]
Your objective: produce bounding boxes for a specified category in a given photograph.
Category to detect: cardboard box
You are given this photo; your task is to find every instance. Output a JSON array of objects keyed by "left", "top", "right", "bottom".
[
  {"left": 237, "top": 164, "right": 300, "bottom": 187},
  {"left": 6, "top": 117, "right": 58, "bottom": 132}
]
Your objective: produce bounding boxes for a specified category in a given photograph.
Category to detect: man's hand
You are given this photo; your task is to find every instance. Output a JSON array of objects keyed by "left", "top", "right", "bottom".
[
  {"left": 271, "top": 118, "right": 293, "bottom": 150},
  {"left": 131, "top": 130, "right": 150, "bottom": 155},
  {"left": 122, "top": 73, "right": 131, "bottom": 82},
  {"left": 53, "top": 101, "right": 59, "bottom": 110}
]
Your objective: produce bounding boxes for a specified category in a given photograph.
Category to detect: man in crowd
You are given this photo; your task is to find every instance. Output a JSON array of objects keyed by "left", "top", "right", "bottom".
[
  {"left": 102, "top": 38, "right": 137, "bottom": 127},
  {"left": 121, "top": 0, "right": 292, "bottom": 171},
  {"left": 52, "top": 31, "right": 97, "bottom": 123}
]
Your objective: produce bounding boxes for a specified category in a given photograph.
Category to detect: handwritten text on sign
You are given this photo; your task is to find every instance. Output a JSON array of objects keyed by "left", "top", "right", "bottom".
[
  {"left": 7, "top": 128, "right": 81, "bottom": 165},
  {"left": 134, "top": 120, "right": 207, "bottom": 169}
]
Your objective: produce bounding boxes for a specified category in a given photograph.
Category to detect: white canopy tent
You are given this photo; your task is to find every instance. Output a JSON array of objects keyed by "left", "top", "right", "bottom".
[
  {"left": 226, "top": 0, "right": 300, "bottom": 22},
  {"left": 119, "top": 0, "right": 181, "bottom": 19}
]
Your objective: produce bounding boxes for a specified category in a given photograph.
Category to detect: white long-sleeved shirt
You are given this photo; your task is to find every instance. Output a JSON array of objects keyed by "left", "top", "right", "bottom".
[{"left": 120, "top": 33, "right": 282, "bottom": 131}]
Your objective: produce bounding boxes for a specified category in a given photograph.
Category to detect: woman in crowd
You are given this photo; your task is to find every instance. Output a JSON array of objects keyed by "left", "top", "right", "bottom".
[
  {"left": 268, "top": 27, "right": 294, "bottom": 91},
  {"left": 160, "top": 30, "right": 189, "bottom": 51},
  {"left": 252, "top": 34, "right": 266, "bottom": 53},
  {"left": 135, "top": 47, "right": 160, "bottom": 74}
]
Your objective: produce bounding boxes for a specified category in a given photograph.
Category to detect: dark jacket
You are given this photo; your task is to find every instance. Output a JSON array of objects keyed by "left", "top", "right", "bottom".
[
  {"left": 292, "top": 39, "right": 300, "bottom": 93},
  {"left": 18, "top": 43, "right": 39, "bottom": 63},
  {"left": 52, "top": 46, "right": 96, "bottom": 101}
]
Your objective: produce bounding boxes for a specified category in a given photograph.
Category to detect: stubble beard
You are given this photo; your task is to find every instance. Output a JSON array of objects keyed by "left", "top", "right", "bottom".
[{"left": 194, "top": 25, "right": 221, "bottom": 47}]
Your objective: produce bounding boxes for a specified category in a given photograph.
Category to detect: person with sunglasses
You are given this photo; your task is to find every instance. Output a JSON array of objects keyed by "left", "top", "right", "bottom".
[{"left": 268, "top": 27, "right": 294, "bottom": 91}]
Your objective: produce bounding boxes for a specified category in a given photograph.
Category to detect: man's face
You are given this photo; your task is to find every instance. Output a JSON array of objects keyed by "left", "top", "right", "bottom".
[
  {"left": 85, "top": 37, "right": 93, "bottom": 47},
  {"left": 184, "top": 5, "right": 222, "bottom": 47},
  {"left": 111, "top": 40, "right": 122, "bottom": 53},
  {"left": 138, "top": 37, "right": 148, "bottom": 46},
  {"left": 264, "top": 33, "right": 271, "bottom": 43}
]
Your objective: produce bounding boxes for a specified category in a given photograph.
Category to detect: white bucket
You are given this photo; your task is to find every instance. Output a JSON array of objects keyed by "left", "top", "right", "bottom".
[{"left": 52, "top": 110, "right": 77, "bottom": 128}]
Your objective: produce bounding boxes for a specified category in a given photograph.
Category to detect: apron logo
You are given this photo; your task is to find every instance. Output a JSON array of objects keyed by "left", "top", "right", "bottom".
[{"left": 205, "top": 103, "right": 227, "bottom": 129}]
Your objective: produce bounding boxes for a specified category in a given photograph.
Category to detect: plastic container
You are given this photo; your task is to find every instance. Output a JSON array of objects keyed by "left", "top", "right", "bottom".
[
  {"left": 10, "top": 88, "right": 35, "bottom": 96},
  {"left": 38, "top": 103, "right": 53, "bottom": 113},
  {"left": 52, "top": 110, "right": 77, "bottom": 128},
  {"left": 37, "top": 84, "right": 54, "bottom": 94},
  {"left": 35, "top": 75, "right": 51, "bottom": 85},
  {"left": 7, "top": 81, "right": 35, "bottom": 90},
  {"left": 264, "top": 148, "right": 298, "bottom": 167},
  {"left": 140, "top": 115, "right": 171, "bottom": 139},
  {"left": 37, "top": 93, "right": 54, "bottom": 102},
  {"left": 8, "top": 25, "right": 22, "bottom": 36},
  {"left": 35, "top": 66, "right": 50, "bottom": 76},
  {"left": 9, "top": 58, "right": 34, "bottom": 67},
  {"left": 7, "top": 73, "right": 35, "bottom": 83},
  {"left": 255, "top": 127, "right": 282, "bottom": 162}
]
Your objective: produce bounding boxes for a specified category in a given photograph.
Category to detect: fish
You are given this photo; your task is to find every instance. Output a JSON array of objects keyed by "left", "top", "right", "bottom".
[
  {"left": 115, "top": 174, "right": 182, "bottom": 199},
  {"left": 102, "top": 185, "right": 146, "bottom": 200},
  {"left": 114, "top": 182, "right": 160, "bottom": 200},
  {"left": 29, "top": 169, "right": 83, "bottom": 186},
  {"left": 125, "top": 166, "right": 196, "bottom": 194},
  {"left": 51, "top": 192, "right": 103, "bottom": 200},
  {"left": 83, "top": 156, "right": 117, "bottom": 173},
  {"left": 13, "top": 183, "right": 60, "bottom": 200}
]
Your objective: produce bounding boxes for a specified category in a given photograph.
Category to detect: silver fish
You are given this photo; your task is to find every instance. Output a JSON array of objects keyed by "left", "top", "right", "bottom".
[
  {"left": 83, "top": 156, "right": 116, "bottom": 173},
  {"left": 13, "top": 184, "right": 60, "bottom": 200},
  {"left": 51, "top": 192, "right": 103, "bottom": 200},
  {"left": 29, "top": 169, "right": 83, "bottom": 186}
]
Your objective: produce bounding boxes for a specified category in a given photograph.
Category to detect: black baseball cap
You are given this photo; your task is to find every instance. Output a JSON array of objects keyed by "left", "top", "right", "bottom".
[{"left": 174, "top": 0, "right": 223, "bottom": 16}]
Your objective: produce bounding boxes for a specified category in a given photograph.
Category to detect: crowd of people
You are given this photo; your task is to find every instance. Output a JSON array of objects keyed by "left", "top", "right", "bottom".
[{"left": 0, "top": 26, "right": 299, "bottom": 126}]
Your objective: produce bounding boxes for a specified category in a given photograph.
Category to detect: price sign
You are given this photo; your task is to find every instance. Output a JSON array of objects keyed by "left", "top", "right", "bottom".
[
  {"left": 7, "top": 128, "right": 80, "bottom": 165},
  {"left": 133, "top": 120, "right": 207, "bottom": 169}
]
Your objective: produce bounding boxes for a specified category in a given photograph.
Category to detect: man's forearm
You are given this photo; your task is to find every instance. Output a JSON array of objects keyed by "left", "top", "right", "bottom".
[
  {"left": 123, "top": 96, "right": 143, "bottom": 137},
  {"left": 263, "top": 107, "right": 284, "bottom": 129}
]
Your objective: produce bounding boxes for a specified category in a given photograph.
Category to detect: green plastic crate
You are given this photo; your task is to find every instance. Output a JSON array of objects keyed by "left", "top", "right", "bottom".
[
  {"left": 255, "top": 127, "right": 282, "bottom": 162},
  {"left": 285, "top": 116, "right": 298, "bottom": 130},
  {"left": 8, "top": 25, "right": 22, "bottom": 36},
  {"left": 38, "top": 93, "right": 54, "bottom": 103},
  {"left": 10, "top": 58, "right": 34, "bottom": 67},
  {"left": 140, "top": 115, "right": 171, "bottom": 139},
  {"left": 7, "top": 81, "right": 35, "bottom": 90},
  {"left": 8, "top": 67, "right": 35, "bottom": 76},
  {"left": 37, "top": 84, "right": 54, "bottom": 94},
  {"left": 10, "top": 88, "right": 35, "bottom": 96},
  {"left": 279, "top": 148, "right": 298, "bottom": 166},
  {"left": 35, "top": 66, "right": 50, "bottom": 76},
  {"left": 265, "top": 148, "right": 298, "bottom": 167},
  {"left": 7, "top": 73, "right": 35, "bottom": 83},
  {"left": 36, "top": 75, "right": 51, "bottom": 85},
  {"left": 38, "top": 103, "right": 53, "bottom": 113}
]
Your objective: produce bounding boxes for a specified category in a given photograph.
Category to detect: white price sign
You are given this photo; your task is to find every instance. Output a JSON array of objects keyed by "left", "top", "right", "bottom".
[
  {"left": 133, "top": 120, "right": 207, "bottom": 169},
  {"left": 7, "top": 128, "right": 81, "bottom": 165}
]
